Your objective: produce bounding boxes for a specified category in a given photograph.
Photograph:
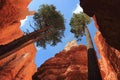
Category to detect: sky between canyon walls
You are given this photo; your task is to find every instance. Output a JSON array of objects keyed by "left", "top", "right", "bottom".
[{"left": 20, "top": 0, "right": 99, "bottom": 67}]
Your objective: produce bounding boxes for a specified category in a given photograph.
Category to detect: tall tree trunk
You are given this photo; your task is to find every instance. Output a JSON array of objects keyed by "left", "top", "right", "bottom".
[
  {"left": 84, "top": 26, "right": 102, "bottom": 80},
  {"left": 0, "top": 26, "right": 51, "bottom": 60}
]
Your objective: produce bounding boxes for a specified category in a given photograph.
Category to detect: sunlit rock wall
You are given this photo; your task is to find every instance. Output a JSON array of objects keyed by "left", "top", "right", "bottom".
[
  {"left": 92, "top": 8, "right": 120, "bottom": 80},
  {"left": 33, "top": 45, "right": 88, "bottom": 80},
  {"left": 95, "top": 31, "right": 120, "bottom": 80},
  {"left": 0, "top": 0, "right": 36, "bottom": 80},
  {"left": 64, "top": 40, "right": 78, "bottom": 51}
]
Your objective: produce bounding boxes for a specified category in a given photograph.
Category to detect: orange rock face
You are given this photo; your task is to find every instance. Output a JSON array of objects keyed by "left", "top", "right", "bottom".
[
  {"left": 0, "top": 0, "right": 36, "bottom": 80},
  {"left": 32, "top": 45, "right": 88, "bottom": 80},
  {"left": 95, "top": 32, "right": 118, "bottom": 80},
  {"left": 94, "top": 17, "right": 120, "bottom": 80}
]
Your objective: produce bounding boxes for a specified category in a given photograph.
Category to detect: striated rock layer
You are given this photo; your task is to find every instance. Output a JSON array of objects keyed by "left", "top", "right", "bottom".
[
  {"left": 0, "top": 0, "right": 36, "bottom": 80},
  {"left": 80, "top": 0, "right": 120, "bottom": 50},
  {"left": 95, "top": 32, "right": 120, "bottom": 80},
  {"left": 33, "top": 45, "right": 88, "bottom": 80}
]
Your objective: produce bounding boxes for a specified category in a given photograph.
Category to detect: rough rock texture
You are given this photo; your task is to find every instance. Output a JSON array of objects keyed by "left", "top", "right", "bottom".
[
  {"left": 80, "top": 0, "right": 120, "bottom": 79},
  {"left": 80, "top": 0, "right": 120, "bottom": 50},
  {"left": 95, "top": 32, "right": 120, "bottom": 80},
  {"left": 32, "top": 45, "right": 88, "bottom": 80},
  {"left": 0, "top": 0, "right": 36, "bottom": 80},
  {"left": 0, "top": 0, "right": 34, "bottom": 44}
]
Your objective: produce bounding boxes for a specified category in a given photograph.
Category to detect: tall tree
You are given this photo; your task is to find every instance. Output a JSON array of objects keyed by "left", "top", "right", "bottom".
[
  {"left": 0, "top": 4, "right": 65, "bottom": 60},
  {"left": 69, "top": 12, "right": 102, "bottom": 80},
  {"left": 33, "top": 4, "right": 65, "bottom": 48}
]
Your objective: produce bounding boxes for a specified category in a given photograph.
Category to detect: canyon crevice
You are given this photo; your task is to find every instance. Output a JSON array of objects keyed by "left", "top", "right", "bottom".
[
  {"left": 0, "top": 0, "right": 120, "bottom": 80},
  {"left": 80, "top": 0, "right": 120, "bottom": 50},
  {"left": 80, "top": 0, "right": 120, "bottom": 79}
]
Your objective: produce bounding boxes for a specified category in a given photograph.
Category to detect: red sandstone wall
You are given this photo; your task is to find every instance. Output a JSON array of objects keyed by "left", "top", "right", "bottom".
[
  {"left": 33, "top": 45, "right": 88, "bottom": 80},
  {"left": 93, "top": 16, "right": 120, "bottom": 80},
  {"left": 0, "top": 0, "right": 36, "bottom": 80}
]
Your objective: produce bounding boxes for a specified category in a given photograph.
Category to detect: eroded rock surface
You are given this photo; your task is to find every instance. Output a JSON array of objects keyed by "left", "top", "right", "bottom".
[
  {"left": 80, "top": 1, "right": 120, "bottom": 79},
  {"left": 0, "top": 0, "right": 36, "bottom": 80},
  {"left": 80, "top": 0, "right": 120, "bottom": 50},
  {"left": 32, "top": 45, "right": 88, "bottom": 80},
  {"left": 95, "top": 32, "right": 120, "bottom": 80}
]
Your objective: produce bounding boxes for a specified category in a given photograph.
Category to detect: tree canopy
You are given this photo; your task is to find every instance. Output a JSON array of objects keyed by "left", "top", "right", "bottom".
[
  {"left": 69, "top": 12, "right": 91, "bottom": 41},
  {"left": 33, "top": 4, "right": 65, "bottom": 48}
]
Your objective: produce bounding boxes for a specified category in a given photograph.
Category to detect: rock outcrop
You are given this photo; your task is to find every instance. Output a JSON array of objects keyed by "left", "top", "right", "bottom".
[
  {"left": 95, "top": 32, "right": 120, "bottom": 80},
  {"left": 0, "top": 0, "right": 36, "bottom": 80},
  {"left": 80, "top": 0, "right": 120, "bottom": 79},
  {"left": 32, "top": 44, "right": 88, "bottom": 80},
  {"left": 64, "top": 40, "right": 78, "bottom": 51},
  {"left": 80, "top": 0, "right": 120, "bottom": 50}
]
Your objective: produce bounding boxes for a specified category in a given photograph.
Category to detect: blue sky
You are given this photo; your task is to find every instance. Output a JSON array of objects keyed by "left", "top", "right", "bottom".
[{"left": 20, "top": 0, "right": 99, "bottom": 67}]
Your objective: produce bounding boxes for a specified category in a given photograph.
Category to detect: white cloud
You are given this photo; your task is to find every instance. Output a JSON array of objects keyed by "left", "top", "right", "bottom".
[
  {"left": 20, "top": 16, "right": 28, "bottom": 26},
  {"left": 73, "top": 4, "right": 83, "bottom": 14}
]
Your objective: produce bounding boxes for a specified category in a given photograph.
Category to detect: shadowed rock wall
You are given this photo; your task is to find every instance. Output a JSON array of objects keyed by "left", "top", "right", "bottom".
[
  {"left": 80, "top": 0, "right": 120, "bottom": 50},
  {"left": 80, "top": 0, "right": 120, "bottom": 79}
]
